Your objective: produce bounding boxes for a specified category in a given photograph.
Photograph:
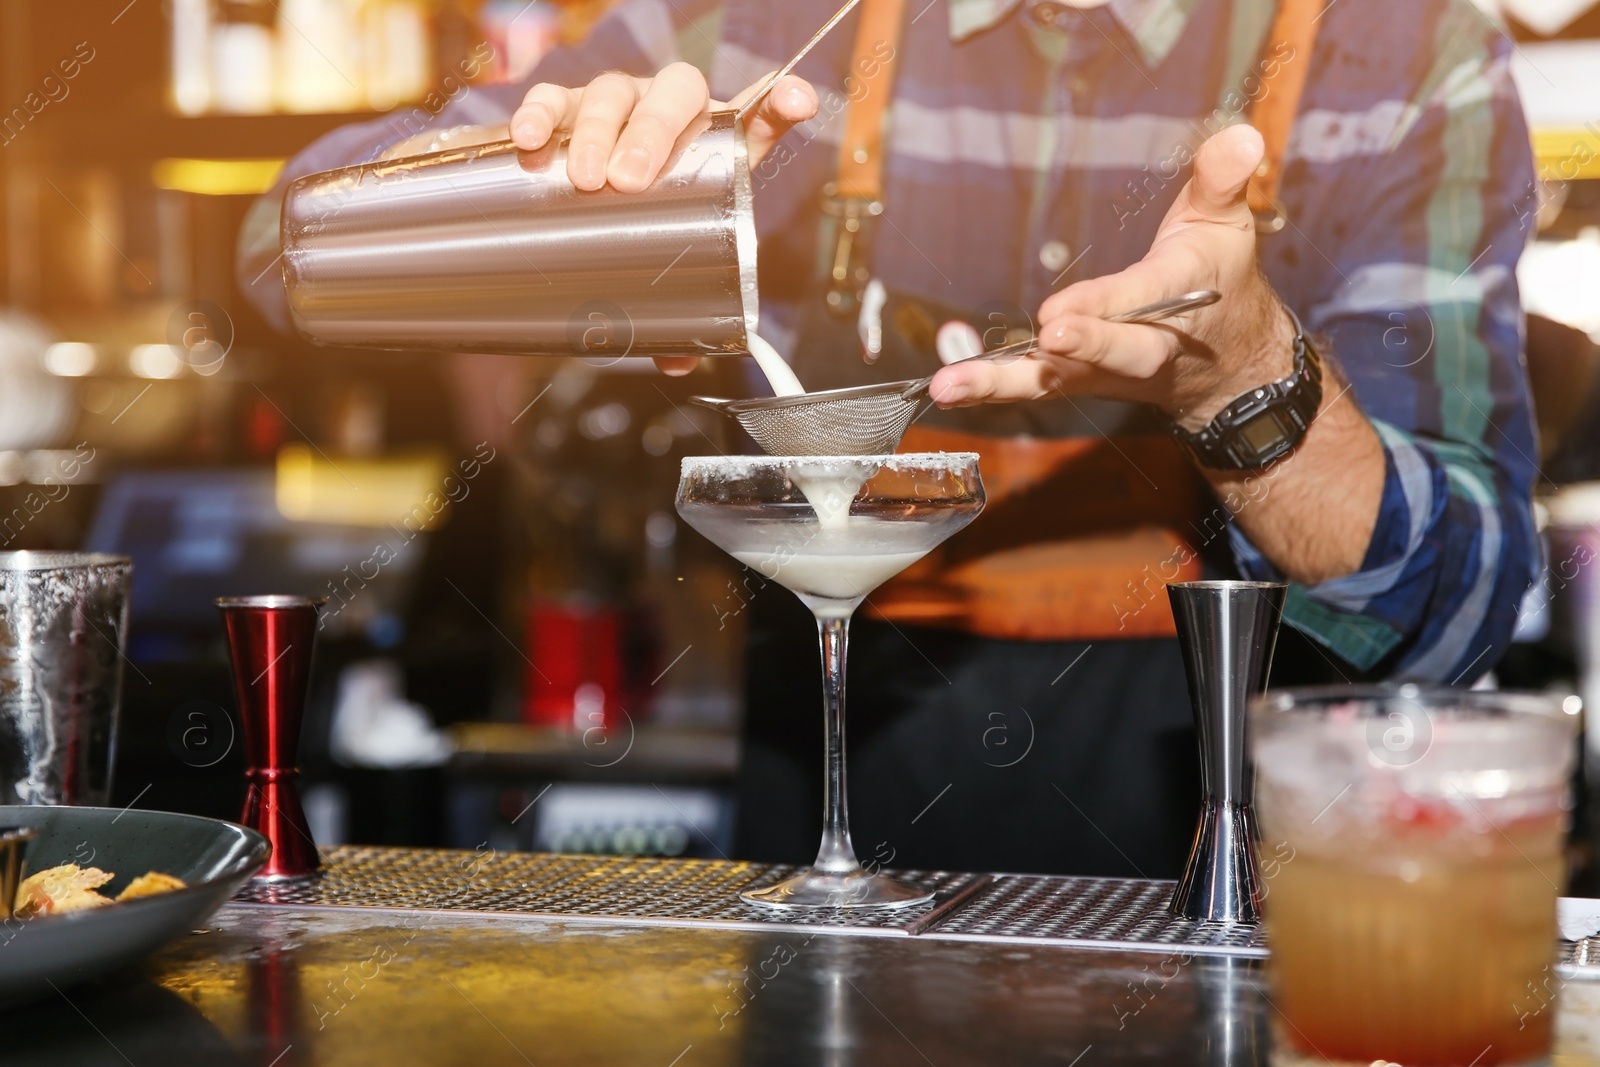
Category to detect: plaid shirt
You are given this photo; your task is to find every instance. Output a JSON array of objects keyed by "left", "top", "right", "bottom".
[{"left": 243, "top": 0, "right": 1540, "bottom": 684}]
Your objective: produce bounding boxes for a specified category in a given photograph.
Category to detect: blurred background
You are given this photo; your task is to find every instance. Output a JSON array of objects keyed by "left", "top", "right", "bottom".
[
  {"left": 0, "top": 0, "right": 750, "bottom": 863},
  {"left": 3, "top": 0, "right": 1600, "bottom": 872}
]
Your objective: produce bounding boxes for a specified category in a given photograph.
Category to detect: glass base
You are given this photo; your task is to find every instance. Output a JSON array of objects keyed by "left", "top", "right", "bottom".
[{"left": 740, "top": 869, "right": 934, "bottom": 910}]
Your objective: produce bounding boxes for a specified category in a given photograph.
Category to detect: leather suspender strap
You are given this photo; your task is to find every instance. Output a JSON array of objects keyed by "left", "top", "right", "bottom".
[
  {"left": 822, "top": 0, "right": 908, "bottom": 315},
  {"left": 1245, "top": 0, "right": 1320, "bottom": 229},
  {"left": 834, "top": 0, "right": 908, "bottom": 202},
  {"left": 828, "top": 0, "right": 1313, "bottom": 252}
]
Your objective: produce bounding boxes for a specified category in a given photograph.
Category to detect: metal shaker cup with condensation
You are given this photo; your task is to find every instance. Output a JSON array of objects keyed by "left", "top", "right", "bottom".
[
  {"left": 0, "top": 552, "right": 132, "bottom": 806},
  {"left": 279, "top": 111, "right": 759, "bottom": 359}
]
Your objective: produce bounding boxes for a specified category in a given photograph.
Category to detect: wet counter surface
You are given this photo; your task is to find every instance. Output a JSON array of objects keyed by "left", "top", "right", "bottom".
[
  {"left": 10, "top": 905, "right": 1271, "bottom": 1066},
  {"left": 8, "top": 841, "right": 1600, "bottom": 1066}
]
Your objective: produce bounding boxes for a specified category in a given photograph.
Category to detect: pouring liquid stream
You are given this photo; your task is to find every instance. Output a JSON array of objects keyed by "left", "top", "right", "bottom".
[
  {"left": 747, "top": 332, "right": 807, "bottom": 397},
  {"left": 746, "top": 334, "right": 865, "bottom": 530}
]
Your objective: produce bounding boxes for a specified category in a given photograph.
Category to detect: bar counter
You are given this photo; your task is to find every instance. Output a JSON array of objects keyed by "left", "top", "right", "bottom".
[{"left": 9, "top": 846, "right": 1600, "bottom": 1065}]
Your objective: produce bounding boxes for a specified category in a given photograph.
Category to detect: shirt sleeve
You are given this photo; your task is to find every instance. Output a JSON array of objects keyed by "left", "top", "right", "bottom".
[
  {"left": 237, "top": 0, "right": 728, "bottom": 330},
  {"left": 1233, "top": 6, "right": 1540, "bottom": 685}
]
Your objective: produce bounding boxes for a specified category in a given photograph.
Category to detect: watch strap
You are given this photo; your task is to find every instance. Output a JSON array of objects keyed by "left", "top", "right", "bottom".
[{"left": 1171, "top": 305, "right": 1323, "bottom": 470}]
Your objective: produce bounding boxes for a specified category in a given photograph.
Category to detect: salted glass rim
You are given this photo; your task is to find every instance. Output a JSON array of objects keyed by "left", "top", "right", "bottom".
[
  {"left": 0, "top": 551, "right": 131, "bottom": 572},
  {"left": 1252, "top": 684, "right": 1571, "bottom": 723},
  {"left": 1252, "top": 685, "right": 1577, "bottom": 809},
  {"left": 680, "top": 451, "right": 981, "bottom": 480}
]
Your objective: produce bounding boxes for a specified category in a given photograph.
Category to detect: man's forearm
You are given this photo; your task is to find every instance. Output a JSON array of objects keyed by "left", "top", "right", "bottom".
[{"left": 1202, "top": 362, "right": 1385, "bottom": 586}]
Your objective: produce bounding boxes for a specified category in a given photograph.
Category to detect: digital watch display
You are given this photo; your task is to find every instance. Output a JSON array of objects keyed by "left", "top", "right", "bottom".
[{"left": 1169, "top": 307, "right": 1324, "bottom": 471}]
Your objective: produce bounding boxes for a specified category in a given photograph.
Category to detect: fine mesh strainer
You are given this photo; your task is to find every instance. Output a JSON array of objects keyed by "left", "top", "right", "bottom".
[
  {"left": 692, "top": 381, "right": 936, "bottom": 457},
  {"left": 693, "top": 290, "right": 1220, "bottom": 456}
]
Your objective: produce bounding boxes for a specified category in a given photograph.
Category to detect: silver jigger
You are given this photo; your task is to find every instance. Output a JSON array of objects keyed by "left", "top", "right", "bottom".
[{"left": 1167, "top": 580, "right": 1286, "bottom": 923}]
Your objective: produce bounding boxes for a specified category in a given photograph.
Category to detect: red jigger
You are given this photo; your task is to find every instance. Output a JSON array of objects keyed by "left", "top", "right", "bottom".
[{"left": 217, "top": 595, "right": 326, "bottom": 879}]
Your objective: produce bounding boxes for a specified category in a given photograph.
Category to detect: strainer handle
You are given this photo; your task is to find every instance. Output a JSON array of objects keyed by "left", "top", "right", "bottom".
[
  {"left": 903, "top": 289, "right": 1222, "bottom": 400},
  {"left": 1108, "top": 289, "right": 1221, "bottom": 324}
]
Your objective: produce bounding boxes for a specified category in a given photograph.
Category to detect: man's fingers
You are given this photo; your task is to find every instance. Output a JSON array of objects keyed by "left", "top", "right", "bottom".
[
  {"left": 1039, "top": 271, "right": 1165, "bottom": 325},
  {"left": 929, "top": 354, "right": 1075, "bottom": 407},
  {"left": 654, "top": 355, "right": 702, "bottom": 376},
  {"left": 567, "top": 73, "right": 644, "bottom": 190},
  {"left": 511, "top": 84, "right": 580, "bottom": 150},
  {"left": 608, "top": 63, "right": 711, "bottom": 192},
  {"left": 928, "top": 324, "right": 1170, "bottom": 408},
  {"left": 728, "top": 74, "right": 819, "bottom": 164},
  {"left": 511, "top": 69, "right": 817, "bottom": 189},
  {"left": 1035, "top": 314, "right": 1175, "bottom": 381},
  {"left": 1035, "top": 128, "right": 1258, "bottom": 331},
  {"left": 1183, "top": 123, "right": 1264, "bottom": 220}
]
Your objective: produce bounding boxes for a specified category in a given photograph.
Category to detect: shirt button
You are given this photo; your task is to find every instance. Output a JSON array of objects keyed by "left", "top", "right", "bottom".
[
  {"left": 1031, "top": 1, "right": 1069, "bottom": 27},
  {"left": 1038, "top": 240, "right": 1073, "bottom": 272}
]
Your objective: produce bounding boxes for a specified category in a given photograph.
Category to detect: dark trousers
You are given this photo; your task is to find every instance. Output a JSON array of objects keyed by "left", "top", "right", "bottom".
[{"left": 733, "top": 586, "right": 1201, "bottom": 878}]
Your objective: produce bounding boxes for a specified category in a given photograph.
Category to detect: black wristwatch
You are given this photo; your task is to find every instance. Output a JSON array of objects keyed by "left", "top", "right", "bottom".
[{"left": 1168, "top": 305, "right": 1323, "bottom": 470}]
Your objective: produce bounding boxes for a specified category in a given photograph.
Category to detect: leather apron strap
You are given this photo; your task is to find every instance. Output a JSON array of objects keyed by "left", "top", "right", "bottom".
[
  {"left": 1245, "top": 0, "right": 1321, "bottom": 229},
  {"left": 822, "top": 0, "right": 909, "bottom": 313},
  {"left": 835, "top": 0, "right": 908, "bottom": 202}
]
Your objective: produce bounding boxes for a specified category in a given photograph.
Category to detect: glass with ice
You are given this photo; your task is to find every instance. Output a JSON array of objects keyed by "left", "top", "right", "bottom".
[
  {"left": 677, "top": 452, "right": 983, "bottom": 907},
  {"left": 1252, "top": 686, "right": 1576, "bottom": 1065}
]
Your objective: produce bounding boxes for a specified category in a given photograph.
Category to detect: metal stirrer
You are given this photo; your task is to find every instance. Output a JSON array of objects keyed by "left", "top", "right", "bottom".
[{"left": 693, "top": 290, "right": 1221, "bottom": 457}]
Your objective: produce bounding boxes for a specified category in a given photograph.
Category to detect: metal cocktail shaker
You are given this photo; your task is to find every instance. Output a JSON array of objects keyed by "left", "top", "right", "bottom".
[
  {"left": 280, "top": 111, "right": 759, "bottom": 359},
  {"left": 0, "top": 552, "right": 132, "bottom": 806}
]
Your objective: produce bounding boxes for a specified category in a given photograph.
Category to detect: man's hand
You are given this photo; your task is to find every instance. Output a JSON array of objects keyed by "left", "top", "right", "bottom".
[
  {"left": 510, "top": 63, "right": 818, "bottom": 192},
  {"left": 509, "top": 64, "right": 817, "bottom": 374},
  {"left": 931, "top": 122, "right": 1386, "bottom": 585},
  {"left": 930, "top": 124, "right": 1295, "bottom": 429}
]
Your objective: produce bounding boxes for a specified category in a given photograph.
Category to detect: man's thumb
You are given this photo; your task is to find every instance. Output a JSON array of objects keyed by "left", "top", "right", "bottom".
[{"left": 1186, "top": 124, "right": 1265, "bottom": 219}]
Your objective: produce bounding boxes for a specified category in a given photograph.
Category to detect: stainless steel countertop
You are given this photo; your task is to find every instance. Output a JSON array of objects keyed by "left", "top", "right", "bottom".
[
  {"left": 10, "top": 905, "right": 1273, "bottom": 1066},
  {"left": 9, "top": 847, "right": 1600, "bottom": 1065}
]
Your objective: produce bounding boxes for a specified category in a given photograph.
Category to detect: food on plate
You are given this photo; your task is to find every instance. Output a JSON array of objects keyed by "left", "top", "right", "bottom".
[
  {"left": 15, "top": 864, "right": 114, "bottom": 917},
  {"left": 116, "top": 871, "right": 187, "bottom": 901},
  {"left": 13, "top": 863, "right": 186, "bottom": 917}
]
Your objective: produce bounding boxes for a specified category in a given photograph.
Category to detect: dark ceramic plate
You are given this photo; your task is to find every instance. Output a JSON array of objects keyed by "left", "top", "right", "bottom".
[{"left": 0, "top": 806, "right": 268, "bottom": 1005}]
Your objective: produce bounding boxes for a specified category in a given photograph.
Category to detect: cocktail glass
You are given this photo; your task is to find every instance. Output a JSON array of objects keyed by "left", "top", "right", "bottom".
[
  {"left": 1252, "top": 686, "right": 1576, "bottom": 1066},
  {"left": 677, "top": 452, "right": 983, "bottom": 908}
]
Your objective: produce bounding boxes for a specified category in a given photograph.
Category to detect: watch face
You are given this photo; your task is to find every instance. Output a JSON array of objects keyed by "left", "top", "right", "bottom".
[{"left": 1238, "top": 411, "right": 1290, "bottom": 458}]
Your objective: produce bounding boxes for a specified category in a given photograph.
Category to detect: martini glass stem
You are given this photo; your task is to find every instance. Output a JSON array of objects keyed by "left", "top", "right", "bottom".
[{"left": 813, "top": 612, "right": 861, "bottom": 875}]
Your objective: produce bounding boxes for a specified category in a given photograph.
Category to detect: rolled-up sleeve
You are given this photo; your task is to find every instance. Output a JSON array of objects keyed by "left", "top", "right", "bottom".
[
  {"left": 1234, "top": 7, "right": 1539, "bottom": 684},
  {"left": 238, "top": 0, "right": 727, "bottom": 329}
]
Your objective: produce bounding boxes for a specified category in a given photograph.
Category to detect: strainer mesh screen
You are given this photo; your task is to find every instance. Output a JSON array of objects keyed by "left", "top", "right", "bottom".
[{"left": 734, "top": 392, "right": 931, "bottom": 456}]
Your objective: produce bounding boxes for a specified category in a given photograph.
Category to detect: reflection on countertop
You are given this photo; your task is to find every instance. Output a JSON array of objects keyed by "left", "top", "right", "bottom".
[
  {"left": 9, "top": 905, "right": 1277, "bottom": 1066},
  {"left": 11, "top": 901, "right": 1600, "bottom": 1064}
]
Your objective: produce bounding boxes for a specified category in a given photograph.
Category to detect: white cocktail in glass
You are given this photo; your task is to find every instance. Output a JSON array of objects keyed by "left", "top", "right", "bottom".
[{"left": 677, "top": 452, "right": 984, "bottom": 908}]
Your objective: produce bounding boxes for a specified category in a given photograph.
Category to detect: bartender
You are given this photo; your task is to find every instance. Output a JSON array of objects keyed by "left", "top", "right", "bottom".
[{"left": 241, "top": 0, "right": 1538, "bottom": 878}]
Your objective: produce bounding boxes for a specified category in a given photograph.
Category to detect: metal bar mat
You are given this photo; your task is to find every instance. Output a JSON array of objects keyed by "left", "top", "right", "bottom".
[
  {"left": 231, "top": 846, "right": 1268, "bottom": 956},
  {"left": 1560, "top": 937, "right": 1600, "bottom": 979},
  {"left": 928, "top": 875, "right": 1267, "bottom": 956}
]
